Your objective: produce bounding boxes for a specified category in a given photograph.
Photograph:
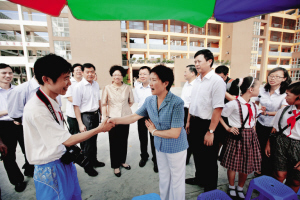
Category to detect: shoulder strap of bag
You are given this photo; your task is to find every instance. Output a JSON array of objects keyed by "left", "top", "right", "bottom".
[{"left": 279, "top": 105, "right": 300, "bottom": 133}]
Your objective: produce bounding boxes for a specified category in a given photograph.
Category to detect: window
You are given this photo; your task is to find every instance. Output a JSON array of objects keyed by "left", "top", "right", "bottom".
[
  {"left": 295, "top": 32, "right": 300, "bottom": 43},
  {"left": 292, "top": 58, "right": 300, "bottom": 69},
  {"left": 249, "top": 69, "right": 257, "bottom": 78},
  {"left": 294, "top": 45, "right": 300, "bottom": 52},
  {"left": 54, "top": 41, "right": 71, "bottom": 60},
  {"left": 52, "top": 17, "right": 69, "bottom": 37},
  {"left": 297, "top": 19, "right": 300, "bottom": 30},
  {"left": 252, "top": 38, "right": 259, "bottom": 51},
  {"left": 253, "top": 22, "right": 261, "bottom": 35},
  {"left": 291, "top": 70, "right": 300, "bottom": 81},
  {"left": 251, "top": 53, "right": 258, "bottom": 66}
]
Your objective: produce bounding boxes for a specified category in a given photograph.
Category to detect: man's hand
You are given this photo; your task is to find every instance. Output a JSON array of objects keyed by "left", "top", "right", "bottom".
[
  {"left": 0, "top": 142, "right": 8, "bottom": 158},
  {"left": 204, "top": 131, "right": 214, "bottom": 146},
  {"left": 185, "top": 122, "right": 190, "bottom": 134},
  {"left": 265, "top": 139, "right": 271, "bottom": 157},
  {"left": 294, "top": 161, "right": 300, "bottom": 171},
  {"left": 145, "top": 119, "right": 156, "bottom": 133},
  {"left": 13, "top": 121, "right": 21, "bottom": 125},
  {"left": 98, "top": 118, "right": 114, "bottom": 132},
  {"left": 79, "top": 123, "right": 87, "bottom": 132},
  {"left": 226, "top": 127, "right": 239, "bottom": 135}
]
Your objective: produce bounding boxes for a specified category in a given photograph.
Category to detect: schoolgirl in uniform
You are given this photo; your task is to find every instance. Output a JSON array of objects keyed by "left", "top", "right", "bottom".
[
  {"left": 220, "top": 76, "right": 261, "bottom": 199},
  {"left": 265, "top": 82, "right": 300, "bottom": 193},
  {"left": 254, "top": 67, "right": 291, "bottom": 177}
]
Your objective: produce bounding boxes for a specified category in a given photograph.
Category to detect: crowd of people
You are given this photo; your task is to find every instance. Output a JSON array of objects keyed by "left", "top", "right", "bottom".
[{"left": 0, "top": 49, "right": 300, "bottom": 200}]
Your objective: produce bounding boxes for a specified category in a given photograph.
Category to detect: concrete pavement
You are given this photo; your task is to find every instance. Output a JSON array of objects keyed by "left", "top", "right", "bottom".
[{"left": 0, "top": 87, "right": 255, "bottom": 200}]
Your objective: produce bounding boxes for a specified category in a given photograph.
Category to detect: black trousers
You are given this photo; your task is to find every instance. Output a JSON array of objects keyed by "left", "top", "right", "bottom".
[
  {"left": 81, "top": 112, "right": 99, "bottom": 164},
  {"left": 67, "top": 116, "right": 80, "bottom": 135},
  {"left": 189, "top": 116, "right": 219, "bottom": 192},
  {"left": 184, "top": 108, "right": 192, "bottom": 163},
  {"left": 0, "top": 121, "right": 33, "bottom": 185},
  {"left": 138, "top": 118, "right": 156, "bottom": 164},
  {"left": 256, "top": 121, "right": 273, "bottom": 176},
  {"left": 109, "top": 124, "right": 130, "bottom": 168}
]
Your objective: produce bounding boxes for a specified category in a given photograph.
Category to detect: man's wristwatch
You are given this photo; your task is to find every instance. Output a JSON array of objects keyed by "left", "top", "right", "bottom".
[{"left": 208, "top": 129, "right": 214, "bottom": 134}]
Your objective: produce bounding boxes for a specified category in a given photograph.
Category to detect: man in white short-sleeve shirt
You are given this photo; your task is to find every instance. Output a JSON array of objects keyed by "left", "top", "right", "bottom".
[
  {"left": 73, "top": 63, "right": 103, "bottom": 176},
  {"left": 185, "top": 49, "right": 226, "bottom": 192},
  {"left": 23, "top": 54, "right": 113, "bottom": 200}
]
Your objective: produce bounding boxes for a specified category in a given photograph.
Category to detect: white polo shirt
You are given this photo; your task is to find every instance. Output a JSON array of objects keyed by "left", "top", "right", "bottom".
[
  {"left": 23, "top": 89, "right": 71, "bottom": 165},
  {"left": 72, "top": 78, "right": 101, "bottom": 113},
  {"left": 0, "top": 84, "right": 15, "bottom": 121},
  {"left": 253, "top": 87, "right": 287, "bottom": 127},
  {"left": 181, "top": 79, "right": 195, "bottom": 108},
  {"left": 273, "top": 105, "right": 300, "bottom": 140},
  {"left": 189, "top": 70, "right": 226, "bottom": 119},
  {"left": 134, "top": 83, "right": 152, "bottom": 109},
  {"left": 63, "top": 77, "right": 80, "bottom": 118},
  {"left": 222, "top": 96, "right": 259, "bottom": 128}
]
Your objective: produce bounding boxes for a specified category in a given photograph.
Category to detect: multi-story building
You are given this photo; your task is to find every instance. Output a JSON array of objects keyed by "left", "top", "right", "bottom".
[{"left": 1, "top": 0, "right": 299, "bottom": 87}]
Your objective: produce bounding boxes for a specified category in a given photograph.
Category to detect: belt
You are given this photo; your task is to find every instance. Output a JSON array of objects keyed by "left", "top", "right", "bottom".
[{"left": 82, "top": 110, "right": 98, "bottom": 115}]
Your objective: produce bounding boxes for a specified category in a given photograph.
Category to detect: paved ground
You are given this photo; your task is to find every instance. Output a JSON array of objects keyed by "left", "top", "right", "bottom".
[{"left": 0, "top": 87, "right": 256, "bottom": 200}]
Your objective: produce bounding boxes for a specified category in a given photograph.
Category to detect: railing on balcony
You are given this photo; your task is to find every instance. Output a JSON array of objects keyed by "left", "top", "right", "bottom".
[
  {"left": 149, "top": 44, "right": 168, "bottom": 50},
  {"left": 282, "top": 38, "right": 294, "bottom": 43},
  {"left": 121, "top": 42, "right": 127, "bottom": 48},
  {"left": 271, "top": 23, "right": 282, "bottom": 28},
  {"left": 281, "top": 52, "right": 292, "bottom": 57},
  {"left": 207, "top": 31, "right": 220, "bottom": 36},
  {"left": 0, "top": 34, "right": 22, "bottom": 42},
  {"left": 284, "top": 25, "right": 296, "bottom": 30},
  {"left": 268, "top": 52, "right": 279, "bottom": 56},
  {"left": 0, "top": 11, "right": 19, "bottom": 20},
  {"left": 207, "top": 47, "right": 220, "bottom": 53},
  {"left": 270, "top": 37, "right": 281, "bottom": 42},
  {"left": 122, "top": 60, "right": 128, "bottom": 66},
  {"left": 28, "top": 56, "right": 43, "bottom": 63},
  {"left": 25, "top": 35, "right": 49, "bottom": 43},
  {"left": 23, "top": 13, "right": 47, "bottom": 22},
  {"left": 170, "top": 45, "right": 187, "bottom": 51},
  {"left": 121, "top": 21, "right": 127, "bottom": 29},
  {"left": 129, "top": 43, "right": 147, "bottom": 49},
  {"left": 190, "top": 27, "right": 205, "bottom": 35},
  {"left": 190, "top": 46, "right": 205, "bottom": 51}
]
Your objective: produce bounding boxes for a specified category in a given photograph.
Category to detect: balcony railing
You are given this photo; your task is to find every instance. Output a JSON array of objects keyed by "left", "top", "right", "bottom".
[
  {"left": 23, "top": 13, "right": 47, "bottom": 22},
  {"left": 270, "top": 37, "right": 281, "bottom": 42},
  {"left": 0, "top": 34, "right": 22, "bottom": 42},
  {"left": 207, "top": 47, "right": 220, "bottom": 53},
  {"left": 207, "top": 31, "right": 221, "bottom": 36},
  {"left": 0, "top": 12, "right": 19, "bottom": 20},
  {"left": 130, "top": 43, "right": 147, "bottom": 49},
  {"left": 26, "top": 35, "right": 49, "bottom": 43},
  {"left": 268, "top": 52, "right": 279, "bottom": 56},
  {"left": 121, "top": 42, "right": 127, "bottom": 48},
  {"left": 122, "top": 60, "right": 128, "bottom": 66},
  {"left": 149, "top": 44, "right": 168, "bottom": 50},
  {"left": 284, "top": 25, "right": 296, "bottom": 30},
  {"left": 271, "top": 23, "right": 282, "bottom": 28},
  {"left": 281, "top": 52, "right": 292, "bottom": 57},
  {"left": 190, "top": 46, "right": 205, "bottom": 51},
  {"left": 170, "top": 45, "right": 187, "bottom": 51},
  {"left": 282, "top": 38, "right": 294, "bottom": 43}
]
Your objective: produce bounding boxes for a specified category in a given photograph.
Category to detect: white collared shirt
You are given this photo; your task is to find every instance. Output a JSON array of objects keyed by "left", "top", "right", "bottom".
[
  {"left": 134, "top": 83, "right": 152, "bottom": 109},
  {"left": 222, "top": 96, "right": 259, "bottom": 128},
  {"left": 63, "top": 77, "right": 80, "bottom": 118},
  {"left": 181, "top": 79, "right": 195, "bottom": 108},
  {"left": 189, "top": 70, "right": 226, "bottom": 119},
  {"left": 23, "top": 89, "right": 71, "bottom": 165},
  {"left": 0, "top": 84, "right": 15, "bottom": 121},
  {"left": 73, "top": 78, "right": 101, "bottom": 113},
  {"left": 253, "top": 87, "right": 287, "bottom": 127},
  {"left": 273, "top": 105, "right": 300, "bottom": 140},
  {"left": 7, "top": 78, "right": 62, "bottom": 121}
]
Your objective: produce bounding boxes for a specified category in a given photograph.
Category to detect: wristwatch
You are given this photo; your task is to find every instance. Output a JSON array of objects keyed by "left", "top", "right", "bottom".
[{"left": 208, "top": 129, "right": 214, "bottom": 134}]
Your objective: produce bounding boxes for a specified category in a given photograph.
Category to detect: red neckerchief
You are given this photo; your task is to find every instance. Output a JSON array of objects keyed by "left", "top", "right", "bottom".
[
  {"left": 286, "top": 110, "right": 300, "bottom": 137},
  {"left": 245, "top": 103, "right": 253, "bottom": 126}
]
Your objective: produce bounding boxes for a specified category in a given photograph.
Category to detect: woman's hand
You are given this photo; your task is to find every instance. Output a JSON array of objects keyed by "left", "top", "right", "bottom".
[
  {"left": 226, "top": 127, "right": 239, "bottom": 135},
  {"left": 265, "top": 139, "right": 271, "bottom": 157},
  {"left": 261, "top": 106, "right": 266, "bottom": 112},
  {"left": 145, "top": 119, "right": 156, "bottom": 134}
]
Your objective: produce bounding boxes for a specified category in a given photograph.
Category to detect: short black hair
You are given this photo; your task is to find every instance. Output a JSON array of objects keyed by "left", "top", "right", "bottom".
[
  {"left": 186, "top": 65, "right": 197, "bottom": 75},
  {"left": 109, "top": 65, "right": 126, "bottom": 77},
  {"left": 0, "top": 63, "right": 13, "bottom": 70},
  {"left": 194, "top": 49, "right": 214, "bottom": 67},
  {"left": 287, "top": 82, "right": 300, "bottom": 95},
  {"left": 82, "top": 63, "right": 95, "bottom": 71},
  {"left": 240, "top": 76, "right": 257, "bottom": 95},
  {"left": 150, "top": 65, "right": 174, "bottom": 91},
  {"left": 34, "top": 54, "right": 71, "bottom": 85},
  {"left": 215, "top": 65, "right": 229, "bottom": 75},
  {"left": 139, "top": 66, "right": 151, "bottom": 74},
  {"left": 264, "top": 67, "right": 291, "bottom": 95},
  {"left": 71, "top": 63, "right": 82, "bottom": 76}
]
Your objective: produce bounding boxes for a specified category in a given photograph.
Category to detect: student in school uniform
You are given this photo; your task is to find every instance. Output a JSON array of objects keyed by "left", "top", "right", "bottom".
[
  {"left": 254, "top": 67, "right": 291, "bottom": 177},
  {"left": 219, "top": 76, "right": 261, "bottom": 200},
  {"left": 265, "top": 81, "right": 300, "bottom": 193}
]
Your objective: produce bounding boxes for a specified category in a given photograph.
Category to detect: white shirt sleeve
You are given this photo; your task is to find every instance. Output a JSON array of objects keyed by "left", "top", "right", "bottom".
[
  {"left": 72, "top": 85, "right": 82, "bottom": 106},
  {"left": 64, "top": 85, "right": 73, "bottom": 98},
  {"left": 221, "top": 101, "right": 235, "bottom": 117},
  {"left": 134, "top": 88, "right": 139, "bottom": 103},
  {"left": 7, "top": 87, "right": 25, "bottom": 119},
  {"left": 212, "top": 79, "right": 226, "bottom": 109}
]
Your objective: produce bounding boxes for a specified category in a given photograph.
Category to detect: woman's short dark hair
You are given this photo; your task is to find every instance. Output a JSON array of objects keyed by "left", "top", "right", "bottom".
[
  {"left": 150, "top": 65, "right": 174, "bottom": 91},
  {"left": 34, "top": 54, "right": 71, "bottom": 85},
  {"left": 240, "top": 76, "right": 257, "bottom": 95},
  {"left": 287, "top": 82, "right": 300, "bottom": 95},
  {"left": 82, "top": 63, "right": 95, "bottom": 71},
  {"left": 186, "top": 65, "right": 197, "bottom": 75},
  {"left": 109, "top": 65, "right": 126, "bottom": 77},
  {"left": 264, "top": 67, "right": 291, "bottom": 94},
  {"left": 194, "top": 49, "right": 214, "bottom": 67}
]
